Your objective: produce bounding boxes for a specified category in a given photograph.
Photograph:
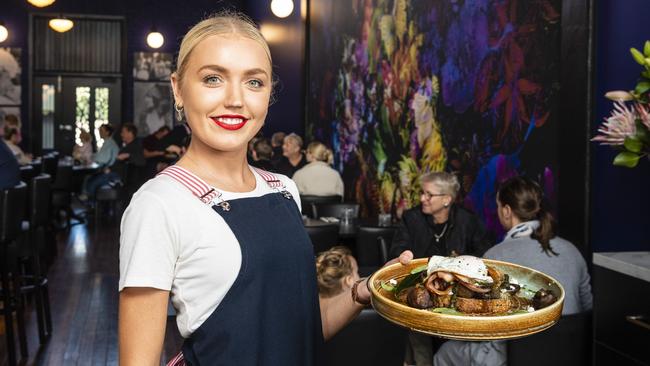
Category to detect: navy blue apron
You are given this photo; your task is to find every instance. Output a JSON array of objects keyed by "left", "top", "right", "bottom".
[{"left": 161, "top": 166, "right": 323, "bottom": 366}]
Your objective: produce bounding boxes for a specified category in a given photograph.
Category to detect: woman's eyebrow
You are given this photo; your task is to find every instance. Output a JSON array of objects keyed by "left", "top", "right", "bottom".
[{"left": 197, "top": 65, "right": 269, "bottom": 78}]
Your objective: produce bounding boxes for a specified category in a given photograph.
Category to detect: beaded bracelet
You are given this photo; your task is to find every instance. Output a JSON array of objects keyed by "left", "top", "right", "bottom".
[{"left": 351, "top": 278, "right": 371, "bottom": 306}]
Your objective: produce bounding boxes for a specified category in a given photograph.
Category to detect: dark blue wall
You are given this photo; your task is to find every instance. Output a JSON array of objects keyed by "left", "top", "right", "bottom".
[
  {"left": 245, "top": 1, "right": 306, "bottom": 137},
  {"left": 592, "top": 0, "right": 650, "bottom": 252}
]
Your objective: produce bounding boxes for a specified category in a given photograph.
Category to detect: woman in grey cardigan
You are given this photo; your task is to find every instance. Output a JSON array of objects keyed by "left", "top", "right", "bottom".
[{"left": 433, "top": 176, "right": 593, "bottom": 366}]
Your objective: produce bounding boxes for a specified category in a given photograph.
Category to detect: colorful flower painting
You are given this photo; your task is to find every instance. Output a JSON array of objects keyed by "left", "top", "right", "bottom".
[{"left": 308, "top": 0, "right": 560, "bottom": 237}]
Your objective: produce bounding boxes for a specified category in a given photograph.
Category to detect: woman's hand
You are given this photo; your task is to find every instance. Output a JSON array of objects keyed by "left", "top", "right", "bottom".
[{"left": 356, "top": 250, "right": 414, "bottom": 304}]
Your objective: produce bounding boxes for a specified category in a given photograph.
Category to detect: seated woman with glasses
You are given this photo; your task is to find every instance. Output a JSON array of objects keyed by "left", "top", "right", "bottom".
[{"left": 388, "top": 171, "right": 493, "bottom": 366}]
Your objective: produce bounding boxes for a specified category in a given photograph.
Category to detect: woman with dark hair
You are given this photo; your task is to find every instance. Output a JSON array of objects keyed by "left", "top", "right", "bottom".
[{"left": 433, "top": 176, "right": 592, "bottom": 366}]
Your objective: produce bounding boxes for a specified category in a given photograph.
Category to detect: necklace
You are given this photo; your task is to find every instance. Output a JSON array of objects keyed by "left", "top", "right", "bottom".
[{"left": 433, "top": 223, "right": 448, "bottom": 242}]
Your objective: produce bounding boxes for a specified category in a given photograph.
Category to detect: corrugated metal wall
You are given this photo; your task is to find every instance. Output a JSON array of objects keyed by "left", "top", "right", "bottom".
[{"left": 33, "top": 17, "right": 121, "bottom": 73}]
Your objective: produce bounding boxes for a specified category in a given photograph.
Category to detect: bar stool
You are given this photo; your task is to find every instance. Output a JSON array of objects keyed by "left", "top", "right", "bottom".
[
  {"left": 25, "top": 174, "right": 53, "bottom": 343},
  {"left": 51, "top": 163, "right": 76, "bottom": 229},
  {"left": 0, "top": 182, "right": 28, "bottom": 365}
]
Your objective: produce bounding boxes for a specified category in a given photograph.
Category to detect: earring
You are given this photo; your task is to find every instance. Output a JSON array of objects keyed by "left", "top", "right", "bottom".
[
  {"left": 444, "top": 203, "right": 449, "bottom": 208},
  {"left": 174, "top": 103, "right": 184, "bottom": 121}
]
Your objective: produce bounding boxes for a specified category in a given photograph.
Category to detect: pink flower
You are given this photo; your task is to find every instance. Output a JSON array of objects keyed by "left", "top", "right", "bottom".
[
  {"left": 591, "top": 102, "right": 637, "bottom": 145},
  {"left": 635, "top": 103, "right": 650, "bottom": 130}
]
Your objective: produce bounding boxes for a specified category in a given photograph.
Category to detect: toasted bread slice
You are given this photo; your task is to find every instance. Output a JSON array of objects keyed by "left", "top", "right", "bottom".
[{"left": 455, "top": 296, "right": 513, "bottom": 314}]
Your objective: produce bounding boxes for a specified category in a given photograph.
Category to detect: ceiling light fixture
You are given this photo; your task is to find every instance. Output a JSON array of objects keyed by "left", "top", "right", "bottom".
[
  {"left": 271, "top": 0, "right": 294, "bottom": 18},
  {"left": 0, "top": 23, "right": 8, "bottom": 43},
  {"left": 27, "top": 0, "right": 56, "bottom": 7},
  {"left": 49, "top": 17, "right": 74, "bottom": 33},
  {"left": 146, "top": 28, "right": 164, "bottom": 49}
]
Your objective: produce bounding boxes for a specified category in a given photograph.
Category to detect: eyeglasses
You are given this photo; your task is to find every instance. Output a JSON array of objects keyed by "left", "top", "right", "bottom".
[{"left": 420, "top": 191, "right": 447, "bottom": 200}]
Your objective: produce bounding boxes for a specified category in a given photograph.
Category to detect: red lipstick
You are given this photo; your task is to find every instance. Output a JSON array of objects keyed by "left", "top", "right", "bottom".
[{"left": 211, "top": 114, "right": 249, "bottom": 131}]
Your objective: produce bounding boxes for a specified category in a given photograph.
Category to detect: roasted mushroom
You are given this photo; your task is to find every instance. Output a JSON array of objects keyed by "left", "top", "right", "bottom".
[
  {"left": 406, "top": 285, "right": 434, "bottom": 309},
  {"left": 532, "top": 288, "right": 556, "bottom": 309}
]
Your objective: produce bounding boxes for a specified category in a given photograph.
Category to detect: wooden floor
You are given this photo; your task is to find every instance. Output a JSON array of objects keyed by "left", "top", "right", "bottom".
[{"left": 0, "top": 215, "right": 183, "bottom": 366}]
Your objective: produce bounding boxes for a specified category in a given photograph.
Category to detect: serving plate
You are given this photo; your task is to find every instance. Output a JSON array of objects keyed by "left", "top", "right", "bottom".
[{"left": 368, "top": 258, "right": 565, "bottom": 341}]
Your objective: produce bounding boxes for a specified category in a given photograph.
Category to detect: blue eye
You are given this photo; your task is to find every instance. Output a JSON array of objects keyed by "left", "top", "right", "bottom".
[
  {"left": 203, "top": 75, "right": 222, "bottom": 85},
  {"left": 247, "top": 79, "right": 263, "bottom": 88}
]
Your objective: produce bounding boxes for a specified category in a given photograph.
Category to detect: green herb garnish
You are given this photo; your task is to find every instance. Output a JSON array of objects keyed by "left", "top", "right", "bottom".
[{"left": 380, "top": 281, "right": 396, "bottom": 292}]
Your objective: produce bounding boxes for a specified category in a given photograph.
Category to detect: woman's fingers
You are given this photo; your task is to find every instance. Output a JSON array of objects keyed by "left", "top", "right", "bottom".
[
  {"left": 398, "top": 250, "right": 414, "bottom": 265},
  {"left": 384, "top": 250, "right": 414, "bottom": 267}
]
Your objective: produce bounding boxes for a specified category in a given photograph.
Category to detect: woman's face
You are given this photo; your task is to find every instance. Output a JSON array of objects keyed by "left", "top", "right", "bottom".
[
  {"left": 496, "top": 196, "right": 512, "bottom": 230},
  {"left": 420, "top": 181, "right": 451, "bottom": 215},
  {"left": 172, "top": 35, "right": 272, "bottom": 154}
]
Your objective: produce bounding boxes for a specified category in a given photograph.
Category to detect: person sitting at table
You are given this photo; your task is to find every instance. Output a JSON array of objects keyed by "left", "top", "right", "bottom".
[
  {"left": 94, "top": 123, "right": 120, "bottom": 168},
  {"left": 293, "top": 141, "right": 344, "bottom": 198},
  {"left": 73, "top": 129, "right": 94, "bottom": 165},
  {"left": 432, "top": 176, "right": 593, "bottom": 366},
  {"left": 250, "top": 137, "right": 276, "bottom": 172},
  {"left": 316, "top": 246, "right": 361, "bottom": 339},
  {"left": 3, "top": 125, "right": 32, "bottom": 165},
  {"left": 0, "top": 136, "right": 20, "bottom": 189},
  {"left": 142, "top": 126, "right": 182, "bottom": 178},
  {"left": 389, "top": 171, "right": 493, "bottom": 366},
  {"left": 273, "top": 132, "right": 307, "bottom": 177},
  {"left": 270, "top": 131, "right": 285, "bottom": 164},
  {"left": 80, "top": 123, "right": 145, "bottom": 201}
]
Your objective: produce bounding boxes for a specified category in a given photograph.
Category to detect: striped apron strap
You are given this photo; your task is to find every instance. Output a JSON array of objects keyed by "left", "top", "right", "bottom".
[
  {"left": 251, "top": 166, "right": 285, "bottom": 189},
  {"left": 166, "top": 351, "right": 186, "bottom": 366},
  {"left": 158, "top": 165, "right": 220, "bottom": 205},
  {"left": 251, "top": 167, "right": 294, "bottom": 199}
]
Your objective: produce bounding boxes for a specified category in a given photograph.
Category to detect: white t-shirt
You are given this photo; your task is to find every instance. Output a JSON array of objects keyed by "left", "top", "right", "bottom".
[{"left": 119, "top": 166, "right": 300, "bottom": 338}]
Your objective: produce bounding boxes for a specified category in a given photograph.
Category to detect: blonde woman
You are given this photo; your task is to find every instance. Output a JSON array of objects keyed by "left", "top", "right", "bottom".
[
  {"left": 118, "top": 12, "right": 413, "bottom": 366},
  {"left": 316, "top": 246, "right": 361, "bottom": 339},
  {"left": 293, "top": 141, "right": 344, "bottom": 197}
]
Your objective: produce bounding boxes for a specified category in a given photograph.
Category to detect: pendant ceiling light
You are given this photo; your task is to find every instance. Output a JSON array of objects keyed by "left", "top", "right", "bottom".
[
  {"left": 27, "top": 0, "right": 56, "bottom": 7},
  {"left": 146, "top": 28, "right": 164, "bottom": 49},
  {"left": 0, "top": 23, "right": 8, "bottom": 43},
  {"left": 49, "top": 17, "right": 74, "bottom": 33},
  {"left": 271, "top": 0, "right": 294, "bottom": 18}
]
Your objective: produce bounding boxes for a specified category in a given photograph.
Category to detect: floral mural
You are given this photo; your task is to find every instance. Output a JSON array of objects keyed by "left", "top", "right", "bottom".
[{"left": 308, "top": 0, "right": 560, "bottom": 237}]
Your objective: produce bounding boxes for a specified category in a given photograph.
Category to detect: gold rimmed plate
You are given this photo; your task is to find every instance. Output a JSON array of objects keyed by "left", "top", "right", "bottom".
[{"left": 368, "top": 258, "right": 565, "bottom": 341}]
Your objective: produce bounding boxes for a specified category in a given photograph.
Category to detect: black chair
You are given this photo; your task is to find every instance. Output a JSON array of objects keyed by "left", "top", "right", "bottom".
[
  {"left": 94, "top": 163, "right": 132, "bottom": 223},
  {"left": 300, "top": 195, "right": 342, "bottom": 218},
  {"left": 507, "top": 311, "right": 592, "bottom": 366},
  {"left": 51, "top": 163, "right": 76, "bottom": 228},
  {"left": 313, "top": 202, "right": 359, "bottom": 220},
  {"left": 19, "top": 165, "right": 35, "bottom": 183},
  {"left": 0, "top": 182, "right": 28, "bottom": 365},
  {"left": 40, "top": 154, "right": 59, "bottom": 182},
  {"left": 356, "top": 226, "right": 397, "bottom": 267},
  {"left": 323, "top": 308, "right": 406, "bottom": 366},
  {"left": 25, "top": 174, "right": 53, "bottom": 343},
  {"left": 304, "top": 225, "right": 340, "bottom": 254}
]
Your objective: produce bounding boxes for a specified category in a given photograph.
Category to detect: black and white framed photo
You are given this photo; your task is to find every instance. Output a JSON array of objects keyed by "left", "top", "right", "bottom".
[
  {"left": 133, "top": 52, "right": 173, "bottom": 81},
  {"left": 0, "top": 48, "right": 22, "bottom": 105},
  {"left": 133, "top": 82, "right": 173, "bottom": 137}
]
